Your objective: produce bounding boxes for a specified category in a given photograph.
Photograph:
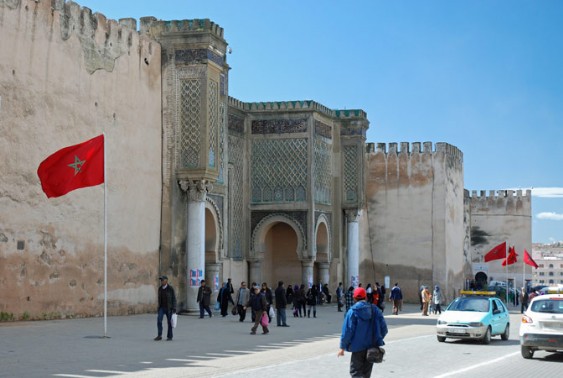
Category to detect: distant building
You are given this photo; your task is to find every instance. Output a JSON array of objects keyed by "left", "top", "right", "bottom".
[{"left": 531, "top": 243, "right": 563, "bottom": 286}]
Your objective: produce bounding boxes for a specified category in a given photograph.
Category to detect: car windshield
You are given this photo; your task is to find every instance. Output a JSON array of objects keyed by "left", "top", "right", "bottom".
[
  {"left": 530, "top": 299, "right": 563, "bottom": 314},
  {"left": 447, "top": 297, "right": 490, "bottom": 312}
]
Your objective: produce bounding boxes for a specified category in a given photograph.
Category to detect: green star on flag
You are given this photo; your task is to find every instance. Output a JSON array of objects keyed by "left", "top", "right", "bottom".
[{"left": 68, "top": 156, "right": 85, "bottom": 175}]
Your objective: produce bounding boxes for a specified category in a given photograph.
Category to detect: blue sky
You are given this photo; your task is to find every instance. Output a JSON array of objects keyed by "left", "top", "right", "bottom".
[{"left": 78, "top": 1, "right": 563, "bottom": 243}]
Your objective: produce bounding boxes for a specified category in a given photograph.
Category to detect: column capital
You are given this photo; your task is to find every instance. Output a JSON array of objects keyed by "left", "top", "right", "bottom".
[
  {"left": 345, "top": 209, "right": 362, "bottom": 222},
  {"left": 179, "top": 179, "right": 213, "bottom": 202},
  {"left": 301, "top": 259, "right": 314, "bottom": 268}
]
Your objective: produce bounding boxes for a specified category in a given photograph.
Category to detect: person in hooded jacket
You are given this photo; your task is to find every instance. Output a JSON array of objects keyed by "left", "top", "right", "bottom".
[{"left": 338, "top": 287, "right": 388, "bottom": 378}]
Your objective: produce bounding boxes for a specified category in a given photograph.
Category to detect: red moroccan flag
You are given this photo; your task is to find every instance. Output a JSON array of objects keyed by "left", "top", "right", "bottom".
[
  {"left": 37, "top": 135, "right": 104, "bottom": 198},
  {"left": 523, "top": 249, "right": 538, "bottom": 269},
  {"left": 502, "top": 246, "right": 518, "bottom": 266},
  {"left": 484, "top": 241, "right": 507, "bottom": 262}
]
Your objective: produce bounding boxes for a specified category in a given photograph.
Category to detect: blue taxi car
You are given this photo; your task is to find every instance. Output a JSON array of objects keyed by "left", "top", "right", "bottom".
[{"left": 436, "top": 291, "right": 510, "bottom": 344}]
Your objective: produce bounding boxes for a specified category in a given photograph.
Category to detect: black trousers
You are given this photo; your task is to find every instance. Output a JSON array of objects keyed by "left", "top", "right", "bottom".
[{"left": 350, "top": 349, "right": 374, "bottom": 378}]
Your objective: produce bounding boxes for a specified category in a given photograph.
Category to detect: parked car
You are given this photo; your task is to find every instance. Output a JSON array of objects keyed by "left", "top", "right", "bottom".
[
  {"left": 520, "top": 293, "right": 563, "bottom": 359},
  {"left": 436, "top": 291, "right": 510, "bottom": 344}
]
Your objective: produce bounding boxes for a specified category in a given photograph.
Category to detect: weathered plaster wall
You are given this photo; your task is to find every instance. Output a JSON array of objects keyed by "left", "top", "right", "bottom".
[
  {"left": 0, "top": 0, "right": 162, "bottom": 319},
  {"left": 469, "top": 190, "right": 532, "bottom": 289},
  {"left": 361, "top": 142, "right": 465, "bottom": 303}
]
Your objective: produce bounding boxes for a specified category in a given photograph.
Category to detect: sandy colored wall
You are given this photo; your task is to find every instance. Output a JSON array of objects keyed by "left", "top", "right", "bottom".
[
  {"left": 0, "top": 0, "right": 162, "bottom": 319},
  {"left": 469, "top": 190, "right": 532, "bottom": 289},
  {"left": 361, "top": 142, "right": 465, "bottom": 303}
]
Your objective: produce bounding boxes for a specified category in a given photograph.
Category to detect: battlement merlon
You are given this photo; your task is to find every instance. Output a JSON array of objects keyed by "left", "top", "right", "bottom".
[
  {"left": 140, "top": 17, "right": 227, "bottom": 55},
  {"left": 227, "top": 97, "right": 364, "bottom": 119},
  {"left": 367, "top": 141, "right": 463, "bottom": 160},
  {"left": 140, "top": 17, "right": 224, "bottom": 38},
  {"left": 468, "top": 189, "right": 532, "bottom": 201},
  {"left": 51, "top": 1, "right": 139, "bottom": 34}
]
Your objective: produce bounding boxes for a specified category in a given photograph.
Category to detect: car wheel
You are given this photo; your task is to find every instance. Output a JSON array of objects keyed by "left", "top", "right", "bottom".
[
  {"left": 437, "top": 336, "right": 446, "bottom": 342},
  {"left": 501, "top": 323, "right": 510, "bottom": 341},
  {"left": 482, "top": 327, "right": 491, "bottom": 344},
  {"left": 521, "top": 345, "right": 534, "bottom": 359}
]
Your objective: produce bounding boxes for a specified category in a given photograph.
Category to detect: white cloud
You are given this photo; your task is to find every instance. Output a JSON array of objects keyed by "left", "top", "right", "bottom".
[
  {"left": 537, "top": 212, "right": 563, "bottom": 221},
  {"left": 532, "top": 188, "right": 563, "bottom": 198}
]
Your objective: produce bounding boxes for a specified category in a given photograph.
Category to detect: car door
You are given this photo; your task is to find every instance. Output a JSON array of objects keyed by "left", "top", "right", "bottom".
[{"left": 491, "top": 299, "right": 508, "bottom": 334}]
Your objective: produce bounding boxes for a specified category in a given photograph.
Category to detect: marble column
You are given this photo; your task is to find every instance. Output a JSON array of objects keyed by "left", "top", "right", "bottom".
[
  {"left": 346, "top": 209, "right": 361, "bottom": 288},
  {"left": 318, "top": 262, "right": 330, "bottom": 288},
  {"left": 248, "top": 259, "right": 262, "bottom": 286},
  {"left": 302, "top": 260, "right": 314, "bottom": 288},
  {"left": 180, "top": 179, "right": 211, "bottom": 312},
  {"left": 206, "top": 263, "right": 222, "bottom": 305}
]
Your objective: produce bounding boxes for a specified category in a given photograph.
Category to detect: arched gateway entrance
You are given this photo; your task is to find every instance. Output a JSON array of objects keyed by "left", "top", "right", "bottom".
[
  {"left": 250, "top": 213, "right": 332, "bottom": 288},
  {"left": 251, "top": 214, "right": 307, "bottom": 286}
]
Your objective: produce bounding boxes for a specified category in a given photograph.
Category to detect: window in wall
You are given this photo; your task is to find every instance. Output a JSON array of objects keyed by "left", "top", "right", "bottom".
[
  {"left": 549, "top": 264, "right": 554, "bottom": 268},
  {"left": 539, "top": 272, "right": 545, "bottom": 276}
]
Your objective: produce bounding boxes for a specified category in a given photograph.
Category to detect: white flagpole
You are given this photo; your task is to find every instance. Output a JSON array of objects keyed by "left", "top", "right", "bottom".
[
  {"left": 103, "top": 132, "right": 108, "bottom": 338},
  {"left": 506, "top": 242, "right": 510, "bottom": 306}
]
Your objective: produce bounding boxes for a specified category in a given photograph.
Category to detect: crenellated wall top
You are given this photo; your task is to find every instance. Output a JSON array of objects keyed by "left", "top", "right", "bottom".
[
  {"left": 43, "top": 0, "right": 157, "bottom": 74},
  {"left": 467, "top": 189, "right": 532, "bottom": 201},
  {"left": 366, "top": 141, "right": 463, "bottom": 161},
  {"left": 140, "top": 17, "right": 224, "bottom": 39},
  {"left": 227, "top": 96, "right": 368, "bottom": 123}
]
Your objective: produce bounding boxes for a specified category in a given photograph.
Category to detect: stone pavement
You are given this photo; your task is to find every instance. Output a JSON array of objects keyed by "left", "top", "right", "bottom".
[{"left": 0, "top": 300, "right": 523, "bottom": 378}]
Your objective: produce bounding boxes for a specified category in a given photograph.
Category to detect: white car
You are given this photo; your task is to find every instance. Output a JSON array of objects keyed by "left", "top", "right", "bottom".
[{"left": 520, "top": 293, "right": 563, "bottom": 359}]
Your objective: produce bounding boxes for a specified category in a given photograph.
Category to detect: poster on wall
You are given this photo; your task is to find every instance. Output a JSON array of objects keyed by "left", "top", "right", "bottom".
[
  {"left": 351, "top": 275, "right": 359, "bottom": 288},
  {"left": 189, "top": 268, "right": 203, "bottom": 286}
]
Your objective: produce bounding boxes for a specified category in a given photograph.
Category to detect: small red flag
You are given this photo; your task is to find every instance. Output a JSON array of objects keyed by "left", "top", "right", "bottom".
[
  {"left": 523, "top": 249, "right": 538, "bottom": 269},
  {"left": 484, "top": 241, "right": 507, "bottom": 262},
  {"left": 502, "top": 246, "right": 518, "bottom": 266},
  {"left": 37, "top": 135, "right": 104, "bottom": 198}
]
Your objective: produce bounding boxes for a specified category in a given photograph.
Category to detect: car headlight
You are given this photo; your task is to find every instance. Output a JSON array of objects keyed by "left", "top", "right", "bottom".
[
  {"left": 468, "top": 322, "right": 484, "bottom": 327},
  {"left": 437, "top": 320, "right": 448, "bottom": 325}
]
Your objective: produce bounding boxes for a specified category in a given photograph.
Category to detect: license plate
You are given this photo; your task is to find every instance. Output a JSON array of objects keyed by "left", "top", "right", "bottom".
[{"left": 449, "top": 328, "right": 466, "bottom": 334}]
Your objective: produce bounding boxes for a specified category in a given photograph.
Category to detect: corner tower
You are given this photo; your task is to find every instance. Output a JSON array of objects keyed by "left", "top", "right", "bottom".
[{"left": 142, "top": 18, "right": 230, "bottom": 311}]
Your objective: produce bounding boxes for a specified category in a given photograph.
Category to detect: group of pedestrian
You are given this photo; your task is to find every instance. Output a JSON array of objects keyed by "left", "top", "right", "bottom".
[
  {"left": 155, "top": 275, "right": 389, "bottom": 377},
  {"left": 420, "top": 284, "right": 443, "bottom": 316}
]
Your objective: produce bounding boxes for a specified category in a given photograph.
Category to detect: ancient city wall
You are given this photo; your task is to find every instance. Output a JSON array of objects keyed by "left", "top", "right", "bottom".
[
  {"left": 361, "top": 142, "right": 465, "bottom": 302},
  {"left": 468, "top": 189, "right": 532, "bottom": 289},
  {"left": 0, "top": 0, "right": 162, "bottom": 319}
]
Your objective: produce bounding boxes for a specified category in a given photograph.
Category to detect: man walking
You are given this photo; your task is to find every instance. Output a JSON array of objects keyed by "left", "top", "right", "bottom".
[
  {"left": 196, "top": 279, "right": 213, "bottom": 318},
  {"left": 336, "top": 282, "right": 344, "bottom": 312},
  {"left": 389, "top": 282, "right": 403, "bottom": 315},
  {"left": 338, "top": 287, "right": 388, "bottom": 377},
  {"left": 275, "top": 281, "right": 289, "bottom": 327},
  {"left": 235, "top": 281, "right": 250, "bottom": 322},
  {"left": 155, "top": 275, "right": 177, "bottom": 341},
  {"left": 246, "top": 285, "right": 269, "bottom": 335}
]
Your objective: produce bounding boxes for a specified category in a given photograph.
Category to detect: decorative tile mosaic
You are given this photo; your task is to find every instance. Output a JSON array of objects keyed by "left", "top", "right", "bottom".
[
  {"left": 251, "top": 118, "right": 307, "bottom": 134},
  {"left": 314, "top": 137, "right": 332, "bottom": 205},
  {"left": 251, "top": 139, "right": 308, "bottom": 203},
  {"left": 179, "top": 79, "right": 201, "bottom": 168},
  {"left": 228, "top": 134, "right": 245, "bottom": 259},
  {"left": 314, "top": 120, "right": 332, "bottom": 139},
  {"left": 344, "top": 145, "right": 358, "bottom": 203}
]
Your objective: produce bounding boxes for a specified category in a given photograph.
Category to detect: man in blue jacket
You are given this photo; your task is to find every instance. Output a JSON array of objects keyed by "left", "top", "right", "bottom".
[{"left": 338, "top": 287, "right": 388, "bottom": 377}]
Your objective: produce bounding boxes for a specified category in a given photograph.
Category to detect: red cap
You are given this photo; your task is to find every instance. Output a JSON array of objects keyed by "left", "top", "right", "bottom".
[{"left": 353, "top": 287, "right": 366, "bottom": 299}]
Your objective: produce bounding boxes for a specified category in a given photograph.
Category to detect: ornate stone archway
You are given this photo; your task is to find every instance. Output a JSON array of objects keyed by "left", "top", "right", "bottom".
[{"left": 250, "top": 213, "right": 306, "bottom": 285}]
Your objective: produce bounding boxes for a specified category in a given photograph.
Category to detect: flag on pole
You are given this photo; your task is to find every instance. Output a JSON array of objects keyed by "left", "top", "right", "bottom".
[
  {"left": 484, "top": 241, "right": 507, "bottom": 262},
  {"left": 523, "top": 249, "right": 538, "bottom": 269},
  {"left": 37, "top": 135, "right": 104, "bottom": 198},
  {"left": 502, "top": 246, "right": 518, "bottom": 266}
]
